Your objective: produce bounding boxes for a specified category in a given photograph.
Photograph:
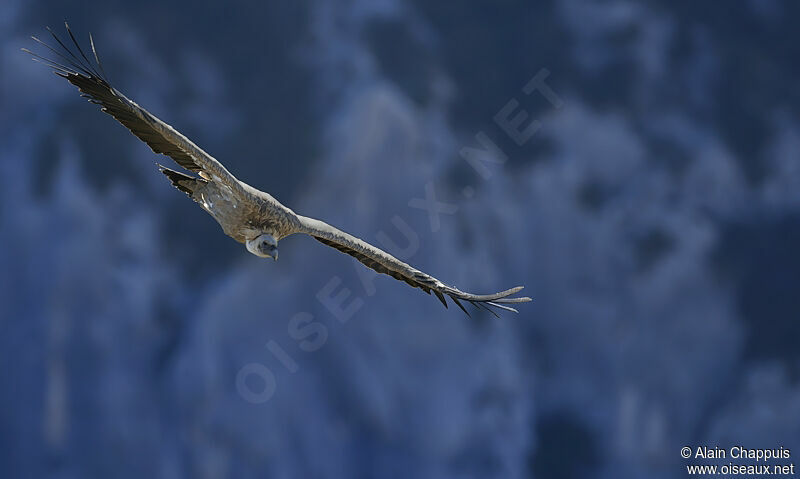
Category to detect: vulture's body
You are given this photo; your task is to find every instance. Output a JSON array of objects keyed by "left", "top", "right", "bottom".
[{"left": 25, "top": 24, "right": 531, "bottom": 316}]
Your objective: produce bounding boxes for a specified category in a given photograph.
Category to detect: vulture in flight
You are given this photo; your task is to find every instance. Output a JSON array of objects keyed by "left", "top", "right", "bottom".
[{"left": 24, "top": 23, "right": 531, "bottom": 316}]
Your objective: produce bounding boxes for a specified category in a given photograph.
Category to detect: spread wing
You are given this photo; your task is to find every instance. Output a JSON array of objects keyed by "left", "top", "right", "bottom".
[
  {"left": 23, "top": 23, "right": 247, "bottom": 197},
  {"left": 298, "top": 216, "right": 531, "bottom": 316}
]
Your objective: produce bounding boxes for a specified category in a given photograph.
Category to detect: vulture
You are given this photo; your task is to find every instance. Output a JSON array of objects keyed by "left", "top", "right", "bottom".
[{"left": 24, "top": 23, "right": 531, "bottom": 316}]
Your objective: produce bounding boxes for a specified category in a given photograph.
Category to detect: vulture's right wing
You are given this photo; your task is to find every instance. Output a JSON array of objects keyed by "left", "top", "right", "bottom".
[{"left": 24, "top": 23, "right": 248, "bottom": 198}]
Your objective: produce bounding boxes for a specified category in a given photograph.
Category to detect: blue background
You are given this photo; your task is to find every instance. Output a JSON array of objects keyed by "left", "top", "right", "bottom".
[{"left": 2, "top": 1, "right": 799, "bottom": 477}]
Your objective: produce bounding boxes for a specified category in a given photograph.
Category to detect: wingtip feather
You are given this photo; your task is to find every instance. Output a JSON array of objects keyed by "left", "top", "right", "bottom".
[
  {"left": 486, "top": 302, "right": 519, "bottom": 313},
  {"left": 433, "top": 290, "right": 448, "bottom": 308},
  {"left": 492, "top": 296, "right": 532, "bottom": 304},
  {"left": 451, "top": 297, "right": 470, "bottom": 317}
]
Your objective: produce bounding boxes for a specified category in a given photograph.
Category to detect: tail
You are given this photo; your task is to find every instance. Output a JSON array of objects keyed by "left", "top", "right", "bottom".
[{"left": 158, "top": 164, "right": 205, "bottom": 196}]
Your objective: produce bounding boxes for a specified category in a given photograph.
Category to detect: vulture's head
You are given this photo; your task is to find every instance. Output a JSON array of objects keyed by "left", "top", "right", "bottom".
[{"left": 246, "top": 233, "right": 278, "bottom": 261}]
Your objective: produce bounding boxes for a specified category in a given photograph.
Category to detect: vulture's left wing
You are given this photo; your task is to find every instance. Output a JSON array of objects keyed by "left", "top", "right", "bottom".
[
  {"left": 24, "top": 23, "right": 247, "bottom": 197},
  {"left": 298, "top": 215, "right": 531, "bottom": 316}
]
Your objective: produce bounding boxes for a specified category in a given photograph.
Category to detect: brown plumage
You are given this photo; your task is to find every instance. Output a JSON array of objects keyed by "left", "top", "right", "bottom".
[{"left": 25, "top": 23, "right": 532, "bottom": 316}]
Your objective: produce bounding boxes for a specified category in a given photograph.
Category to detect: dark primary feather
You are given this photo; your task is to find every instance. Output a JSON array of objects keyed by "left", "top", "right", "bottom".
[
  {"left": 23, "top": 22, "right": 247, "bottom": 198},
  {"left": 158, "top": 164, "right": 205, "bottom": 196}
]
